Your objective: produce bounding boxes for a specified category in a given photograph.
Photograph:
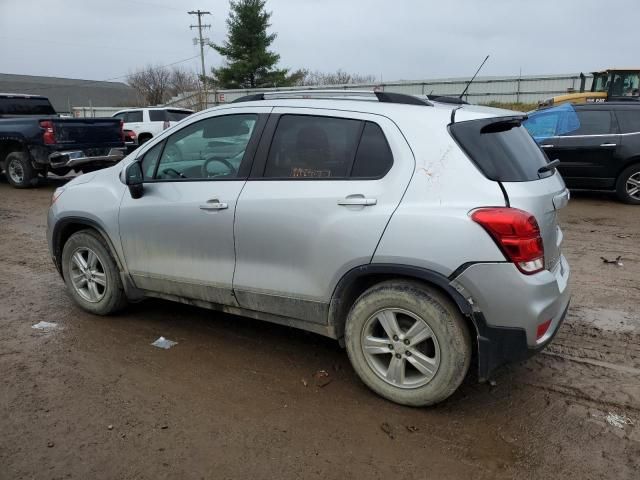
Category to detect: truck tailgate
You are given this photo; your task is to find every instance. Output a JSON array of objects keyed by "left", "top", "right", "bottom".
[{"left": 53, "top": 118, "right": 122, "bottom": 146}]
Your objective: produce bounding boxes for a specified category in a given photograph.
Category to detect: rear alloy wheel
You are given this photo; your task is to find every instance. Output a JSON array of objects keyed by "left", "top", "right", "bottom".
[
  {"left": 345, "top": 280, "right": 471, "bottom": 406},
  {"left": 616, "top": 164, "right": 640, "bottom": 205},
  {"left": 5, "top": 152, "right": 37, "bottom": 188}
]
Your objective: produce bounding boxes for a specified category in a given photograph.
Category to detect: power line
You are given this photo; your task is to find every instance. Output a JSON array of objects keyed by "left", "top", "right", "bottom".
[
  {"left": 189, "top": 9, "right": 211, "bottom": 109},
  {"left": 12, "top": 55, "right": 201, "bottom": 93}
]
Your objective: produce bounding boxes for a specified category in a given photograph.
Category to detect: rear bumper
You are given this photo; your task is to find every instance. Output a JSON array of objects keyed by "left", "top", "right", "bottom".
[
  {"left": 451, "top": 255, "right": 571, "bottom": 379},
  {"left": 472, "top": 301, "right": 569, "bottom": 381},
  {"left": 48, "top": 148, "right": 126, "bottom": 169}
]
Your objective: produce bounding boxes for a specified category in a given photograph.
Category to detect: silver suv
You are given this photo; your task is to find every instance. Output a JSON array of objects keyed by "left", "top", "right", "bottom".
[{"left": 47, "top": 91, "right": 571, "bottom": 406}]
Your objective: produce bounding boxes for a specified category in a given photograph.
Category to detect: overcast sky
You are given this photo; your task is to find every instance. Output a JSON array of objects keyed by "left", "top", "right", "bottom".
[{"left": 0, "top": 0, "right": 637, "bottom": 83}]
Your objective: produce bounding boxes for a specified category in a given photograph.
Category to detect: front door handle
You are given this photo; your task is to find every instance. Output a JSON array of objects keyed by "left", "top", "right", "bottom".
[
  {"left": 338, "top": 196, "right": 377, "bottom": 206},
  {"left": 199, "top": 199, "right": 228, "bottom": 211},
  {"left": 540, "top": 144, "right": 554, "bottom": 148},
  {"left": 599, "top": 143, "right": 617, "bottom": 147}
]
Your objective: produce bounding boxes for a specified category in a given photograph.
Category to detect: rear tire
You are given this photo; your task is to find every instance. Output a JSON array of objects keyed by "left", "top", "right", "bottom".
[
  {"left": 345, "top": 280, "right": 471, "bottom": 406},
  {"left": 61, "top": 230, "right": 128, "bottom": 315},
  {"left": 616, "top": 164, "right": 640, "bottom": 204},
  {"left": 5, "top": 152, "right": 37, "bottom": 188}
]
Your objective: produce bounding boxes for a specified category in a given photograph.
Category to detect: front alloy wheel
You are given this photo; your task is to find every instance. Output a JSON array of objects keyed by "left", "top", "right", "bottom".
[{"left": 69, "top": 247, "right": 107, "bottom": 303}]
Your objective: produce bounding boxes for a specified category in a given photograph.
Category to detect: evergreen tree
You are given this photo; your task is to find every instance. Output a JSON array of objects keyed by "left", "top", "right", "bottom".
[{"left": 211, "top": 0, "right": 301, "bottom": 88}]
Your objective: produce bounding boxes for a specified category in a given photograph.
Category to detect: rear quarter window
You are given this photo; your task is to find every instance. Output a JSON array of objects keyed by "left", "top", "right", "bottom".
[
  {"left": 615, "top": 110, "right": 640, "bottom": 133},
  {"left": 149, "top": 110, "right": 166, "bottom": 122},
  {"left": 450, "top": 118, "right": 550, "bottom": 182}
]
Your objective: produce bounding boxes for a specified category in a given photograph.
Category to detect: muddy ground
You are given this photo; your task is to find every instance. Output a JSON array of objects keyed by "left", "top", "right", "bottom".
[{"left": 1, "top": 179, "right": 639, "bottom": 479}]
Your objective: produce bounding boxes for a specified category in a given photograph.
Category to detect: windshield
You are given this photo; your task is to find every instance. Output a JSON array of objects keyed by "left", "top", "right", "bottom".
[
  {"left": 523, "top": 104, "right": 580, "bottom": 143},
  {"left": 611, "top": 72, "right": 640, "bottom": 97}
]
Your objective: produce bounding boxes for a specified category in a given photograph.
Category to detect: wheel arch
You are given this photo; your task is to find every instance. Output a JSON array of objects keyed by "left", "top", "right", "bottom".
[
  {"left": 328, "top": 264, "right": 477, "bottom": 341},
  {"left": 52, "top": 217, "right": 125, "bottom": 278},
  {"left": 0, "top": 138, "right": 28, "bottom": 169}
]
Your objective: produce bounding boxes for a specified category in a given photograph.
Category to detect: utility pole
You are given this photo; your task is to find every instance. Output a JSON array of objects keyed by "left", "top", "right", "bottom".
[{"left": 188, "top": 9, "right": 211, "bottom": 109}]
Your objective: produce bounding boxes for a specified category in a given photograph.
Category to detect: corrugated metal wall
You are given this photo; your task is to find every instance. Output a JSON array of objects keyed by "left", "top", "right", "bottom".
[{"left": 164, "top": 73, "right": 593, "bottom": 108}]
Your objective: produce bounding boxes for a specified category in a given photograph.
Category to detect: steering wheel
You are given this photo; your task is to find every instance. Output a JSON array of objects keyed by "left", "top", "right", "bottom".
[
  {"left": 201, "top": 156, "right": 237, "bottom": 178},
  {"left": 161, "top": 167, "right": 186, "bottom": 179}
]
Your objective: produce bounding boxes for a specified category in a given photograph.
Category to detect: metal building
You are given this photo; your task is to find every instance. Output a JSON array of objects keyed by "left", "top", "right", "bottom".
[{"left": 164, "top": 73, "right": 592, "bottom": 108}]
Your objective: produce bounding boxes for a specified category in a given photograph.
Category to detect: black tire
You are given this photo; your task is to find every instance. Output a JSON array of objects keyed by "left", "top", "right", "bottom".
[
  {"left": 4, "top": 151, "right": 38, "bottom": 188},
  {"left": 345, "top": 280, "right": 471, "bottom": 407},
  {"left": 61, "top": 230, "right": 128, "bottom": 315},
  {"left": 615, "top": 164, "right": 640, "bottom": 205}
]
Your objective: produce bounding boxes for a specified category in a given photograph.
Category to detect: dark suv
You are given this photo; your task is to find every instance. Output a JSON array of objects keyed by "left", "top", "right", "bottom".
[{"left": 525, "top": 102, "right": 640, "bottom": 204}]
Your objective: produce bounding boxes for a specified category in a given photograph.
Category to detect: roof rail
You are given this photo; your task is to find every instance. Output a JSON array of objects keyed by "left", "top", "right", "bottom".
[{"left": 232, "top": 90, "right": 433, "bottom": 106}]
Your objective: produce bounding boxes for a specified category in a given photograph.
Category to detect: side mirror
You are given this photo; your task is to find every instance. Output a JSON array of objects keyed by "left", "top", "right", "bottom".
[{"left": 125, "top": 162, "right": 144, "bottom": 199}]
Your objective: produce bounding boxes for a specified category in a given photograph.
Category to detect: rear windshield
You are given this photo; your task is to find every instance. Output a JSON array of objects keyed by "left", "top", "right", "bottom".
[
  {"left": 450, "top": 117, "right": 550, "bottom": 182},
  {"left": 0, "top": 97, "right": 56, "bottom": 115},
  {"left": 167, "top": 110, "right": 192, "bottom": 121}
]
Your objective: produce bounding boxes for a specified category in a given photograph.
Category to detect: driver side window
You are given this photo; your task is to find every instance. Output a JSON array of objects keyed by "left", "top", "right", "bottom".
[{"left": 153, "top": 113, "right": 257, "bottom": 180}]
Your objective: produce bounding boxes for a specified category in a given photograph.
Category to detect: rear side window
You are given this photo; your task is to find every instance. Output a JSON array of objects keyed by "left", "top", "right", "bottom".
[
  {"left": 615, "top": 110, "right": 640, "bottom": 133},
  {"left": 563, "top": 110, "right": 614, "bottom": 136},
  {"left": 352, "top": 122, "right": 393, "bottom": 178},
  {"left": 167, "top": 110, "right": 192, "bottom": 121},
  {"left": 149, "top": 110, "right": 166, "bottom": 122},
  {"left": 125, "top": 110, "right": 143, "bottom": 122},
  {"left": 0, "top": 97, "right": 56, "bottom": 115},
  {"left": 450, "top": 118, "right": 550, "bottom": 182},
  {"left": 264, "top": 115, "right": 361, "bottom": 178}
]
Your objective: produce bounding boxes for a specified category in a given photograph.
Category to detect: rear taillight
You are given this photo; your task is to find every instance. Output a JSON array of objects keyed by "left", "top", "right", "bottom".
[
  {"left": 40, "top": 120, "right": 55, "bottom": 144},
  {"left": 119, "top": 119, "right": 125, "bottom": 141},
  {"left": 163, "top": 120, "right": 170, "bottom": 130},
  {"left": 471, "top": 207, "right": 544, "bottom": 274},
  {"left": 125, "top": 130, "right": 136, "bottom": 141}
]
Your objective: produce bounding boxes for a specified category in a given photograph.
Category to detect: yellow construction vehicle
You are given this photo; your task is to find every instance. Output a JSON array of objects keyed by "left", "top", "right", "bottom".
[{"left": 539, "top": 68, "right": 640, "bottom": 108}]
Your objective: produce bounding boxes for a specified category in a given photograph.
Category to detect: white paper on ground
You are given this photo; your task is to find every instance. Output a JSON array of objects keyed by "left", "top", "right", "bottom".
[
  {"left": 32, "top": 321, "right": 58, "bottom": 330},
  {"left": 151, "top": 336, "right": 178, "bottom": 349}
]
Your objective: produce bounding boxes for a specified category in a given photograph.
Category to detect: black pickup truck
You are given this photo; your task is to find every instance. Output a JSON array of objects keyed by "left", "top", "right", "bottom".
[{"left": 0, "top": 94, "right": 126, "bottom": 188}]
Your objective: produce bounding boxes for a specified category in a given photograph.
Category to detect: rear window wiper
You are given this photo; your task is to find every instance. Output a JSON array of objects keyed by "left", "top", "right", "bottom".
[{"left": 538, "top": 158, "right": 561, "bottom": 175}]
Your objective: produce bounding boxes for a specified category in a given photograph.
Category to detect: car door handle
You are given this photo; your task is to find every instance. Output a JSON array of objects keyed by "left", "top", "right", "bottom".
[
  {"left": 338, "top": 196, "right": 377, "bottom": 206},
  {"left": 540, "top": 144, "right": 554, "bottom": 148},
  {"left": 599, "top": 143, "right": 617, "bottom": 147},
  {"left": 199, "top": 199, "right": 228, "bottom": 211}
]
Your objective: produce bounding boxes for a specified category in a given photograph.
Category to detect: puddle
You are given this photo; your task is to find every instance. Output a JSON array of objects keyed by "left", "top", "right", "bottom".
[{"left": 572, "top": 307, "right": 639, "bottom": 333}]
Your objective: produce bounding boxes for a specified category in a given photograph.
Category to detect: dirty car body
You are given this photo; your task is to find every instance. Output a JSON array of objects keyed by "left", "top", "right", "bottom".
[{"left": 47, "top": 91, "right": 571, "bottom": 406}]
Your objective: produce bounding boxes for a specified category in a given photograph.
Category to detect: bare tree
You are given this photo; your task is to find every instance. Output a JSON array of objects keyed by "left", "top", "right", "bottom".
[
  {"left": 127, "top": 65, "right": 172, "bottom": 106},
  {"left": 168, "top": 68, "right": 201, "bottom": 98},
  {"left": 294, "top": 69, "right": 377, "bottom": 86}
]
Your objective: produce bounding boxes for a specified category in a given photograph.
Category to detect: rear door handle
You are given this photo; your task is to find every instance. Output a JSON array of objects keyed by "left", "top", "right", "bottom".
[
  {"left": 199, "top": 199, "right": 228, "bottom": 211},
  {"left": 540, "top": 144, "right": 554, "bottom": 148},
  {"left": 338, "top": 196, "right": 377, "bottom": 206},
  {"left": 599, "top": 143, "right": 617, "bottom": 147}
]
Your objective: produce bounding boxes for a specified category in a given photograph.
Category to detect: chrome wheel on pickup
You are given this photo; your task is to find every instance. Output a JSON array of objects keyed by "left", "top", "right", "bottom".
[{"left": 4, "top": 151, "right": 36, "bottom": 188}]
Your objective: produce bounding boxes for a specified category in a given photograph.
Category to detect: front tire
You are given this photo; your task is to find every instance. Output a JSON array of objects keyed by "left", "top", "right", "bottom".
[
  {"left": 61, "top": 230, "right": 127, "bottom": 315},
  {"left": 616, "top": 164, "right": 640, "bottom": 205},
  {"left": 345, "top": 280, "right": 471, "bottom": 406},
  {"left": 5, "top": 152, "right": 37, "bottom": 188}
]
